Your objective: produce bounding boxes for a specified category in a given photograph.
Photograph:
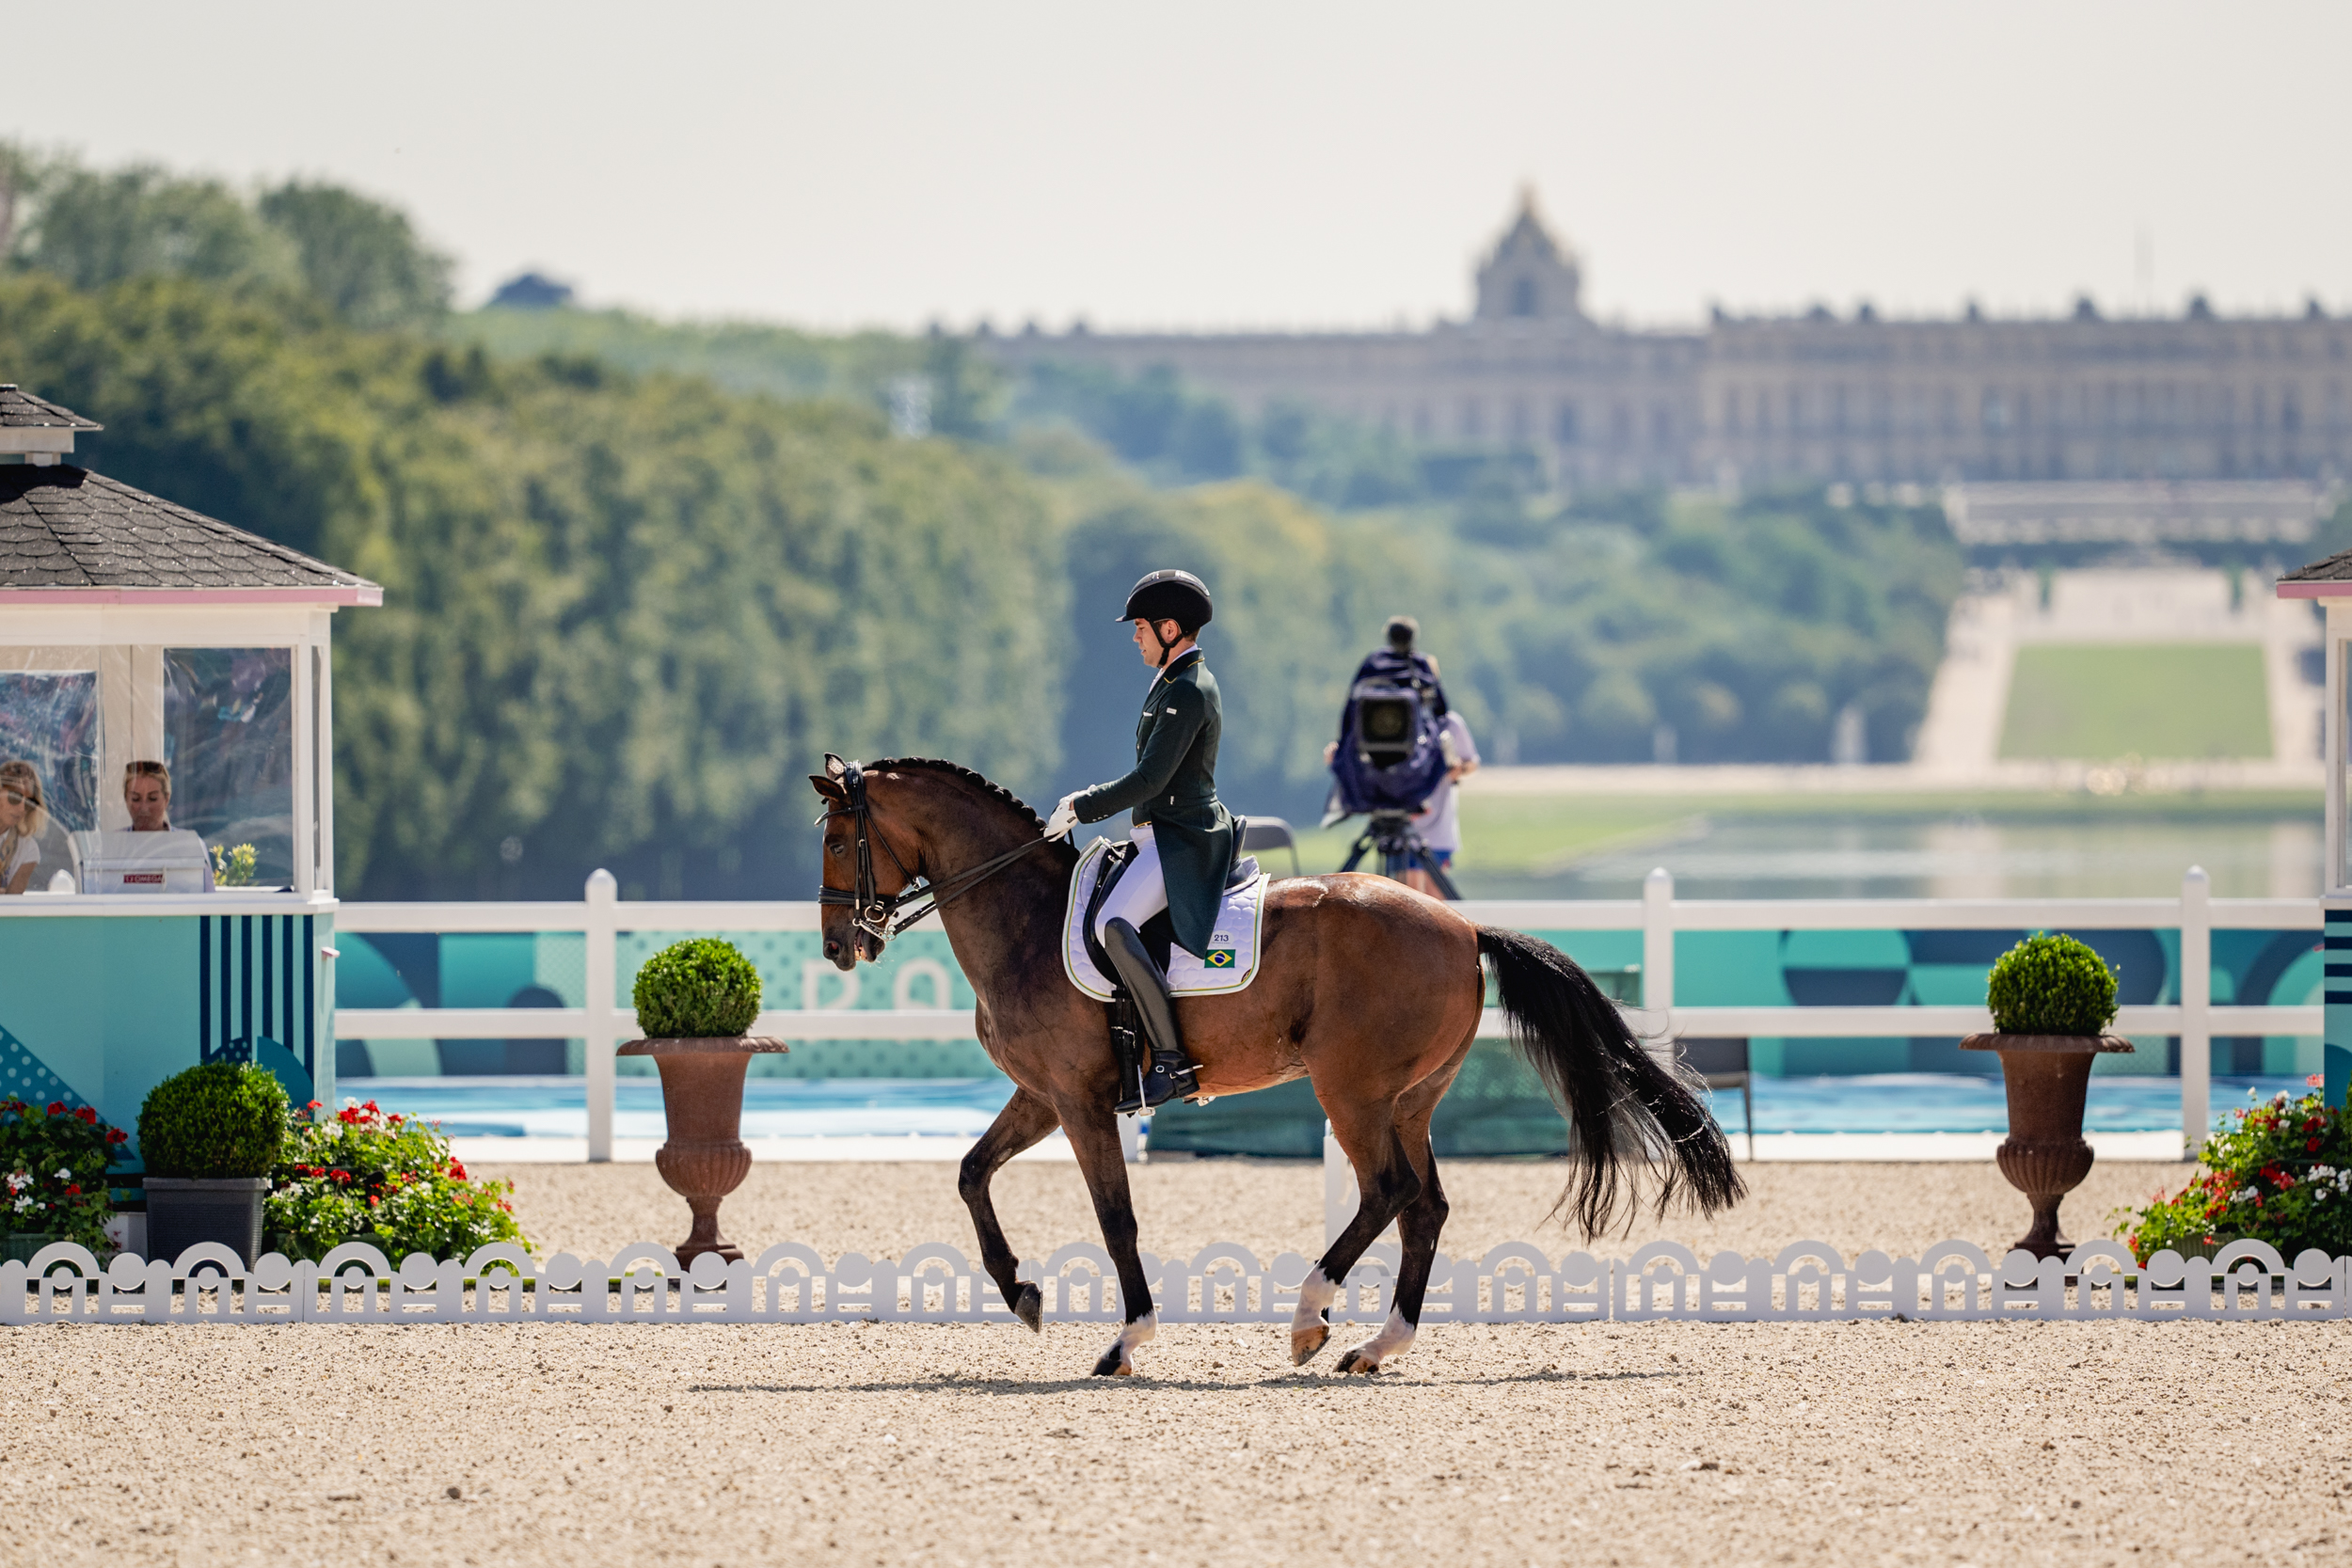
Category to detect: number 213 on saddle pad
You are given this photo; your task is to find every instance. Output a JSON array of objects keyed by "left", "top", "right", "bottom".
[{"left": 1062, "top": 837, "right": 1270, "bottom": 1001}]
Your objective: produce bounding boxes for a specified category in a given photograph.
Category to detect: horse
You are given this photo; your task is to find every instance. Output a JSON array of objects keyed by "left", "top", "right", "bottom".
[{"left": 811, "top": 754, "right": 1741, "bottom": 1376}]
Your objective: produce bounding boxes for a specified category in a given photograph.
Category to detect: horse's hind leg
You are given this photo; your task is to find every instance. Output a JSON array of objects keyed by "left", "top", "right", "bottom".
[
  {"left": 1057, "top": 1099, "right": 1159, "bottom": 1377},
  {"left": 1336, "top": 1090, "right": 1451, "bottom": 1374},
  {"left": 959, "top": 1087, "right": 1061, "bottom": 1332},
  {"left": 1292, "top": 1097, "right": 1422, "bottom": 1366}
]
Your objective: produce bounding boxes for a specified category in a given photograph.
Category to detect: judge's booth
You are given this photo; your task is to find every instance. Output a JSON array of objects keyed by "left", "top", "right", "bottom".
[{"left": 0, "top": 385, "right": 378, "bottom": 1148}]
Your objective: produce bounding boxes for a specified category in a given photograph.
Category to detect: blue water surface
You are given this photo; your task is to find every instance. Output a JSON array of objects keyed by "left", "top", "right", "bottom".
[{"left": 342, "top": 1073, "right": 2313, "bottom": 1141}]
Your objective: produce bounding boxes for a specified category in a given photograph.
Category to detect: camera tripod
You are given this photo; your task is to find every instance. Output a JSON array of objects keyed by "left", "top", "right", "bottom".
[{"left": 1338, "top": 809, "right": 1460, "bottom": 900}]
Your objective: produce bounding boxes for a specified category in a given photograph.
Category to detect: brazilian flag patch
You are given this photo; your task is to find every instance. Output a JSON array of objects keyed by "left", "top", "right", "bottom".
[{"left": 1203, "top": 949, "right": 1236, "bottom": 968}]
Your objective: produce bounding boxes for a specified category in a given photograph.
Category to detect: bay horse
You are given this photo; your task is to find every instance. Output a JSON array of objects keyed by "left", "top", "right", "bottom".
[{"left": 811, "top": 755, "right": 1740, "bottom": 1375}]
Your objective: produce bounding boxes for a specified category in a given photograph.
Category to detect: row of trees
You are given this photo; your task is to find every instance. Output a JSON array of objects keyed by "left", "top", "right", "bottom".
[{"left": 1, "top": 148, "right": 1971, "bottom": 896}]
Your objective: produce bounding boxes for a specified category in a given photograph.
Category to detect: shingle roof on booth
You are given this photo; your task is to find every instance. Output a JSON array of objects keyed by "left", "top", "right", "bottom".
[
  {"left": 2280, "top": 546, "right": 2352, "bottom": 585},
  {"left": 0, "top": 385, "right": 103, "bottom": 430},
  {"left": 0, "top": 464, "right": 379, "bottom": 595}
]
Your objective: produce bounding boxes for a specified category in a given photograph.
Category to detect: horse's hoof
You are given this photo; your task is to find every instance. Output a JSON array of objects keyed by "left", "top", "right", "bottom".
[
  {"left": 1290, "top": 1322, "right": 1329, "bottom": 1366},
  {"left": 1091, "top": 1345, "right": 1133, "bottom": 1377},
  {"left": 1335, "top": 1346, "right": 1381, "bottom": 1375},
  {"left": 1012, "top": 1283, "right": 1042, "bottom": 1334}
]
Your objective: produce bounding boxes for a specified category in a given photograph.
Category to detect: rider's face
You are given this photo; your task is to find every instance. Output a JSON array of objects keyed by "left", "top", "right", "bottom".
[{"left": 1132, "top": 618, "right": 1184, "bottom": 666}]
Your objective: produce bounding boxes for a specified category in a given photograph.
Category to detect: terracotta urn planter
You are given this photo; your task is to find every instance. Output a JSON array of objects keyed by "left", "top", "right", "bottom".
[
  {"left": 1959, "top": 1032, "right": 2135, "bottom": 1259},
  {"left": 617, "top": 1036, "right": 788, "bottom": 1264}
]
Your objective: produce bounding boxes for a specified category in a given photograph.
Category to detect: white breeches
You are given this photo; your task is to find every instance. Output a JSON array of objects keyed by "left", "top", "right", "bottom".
[{"left": 1092, "top": 823, "right": 1169, "bottom": 943}]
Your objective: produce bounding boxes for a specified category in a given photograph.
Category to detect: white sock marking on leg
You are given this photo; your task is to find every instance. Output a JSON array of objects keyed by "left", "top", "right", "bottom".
[
  {"left": 1346, "top": 1307, "right": 1415, "bottom": 1369},
  {"left": 1292, "top": 1266, "right": 1337, "bottom": 1333}
]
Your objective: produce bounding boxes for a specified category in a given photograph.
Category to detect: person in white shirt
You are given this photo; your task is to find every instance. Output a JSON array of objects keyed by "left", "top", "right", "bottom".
[
  {"left": 0, "top": 760, "right": 43, "bottom": 895},
  {"left": 123, "top": 759, "right": 215, "bottom": 890},
  {"left": 1405, "top": 705, "right": 1479, "bottom": 899}
]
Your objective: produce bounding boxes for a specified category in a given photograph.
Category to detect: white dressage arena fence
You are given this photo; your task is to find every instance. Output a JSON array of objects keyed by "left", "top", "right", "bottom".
[
  {"left": 5, "top": 1237, "right": 2344, "bottom": 1325},
  {"left": 334, "top": 866, "right": 2319, "bottom": 1162}
]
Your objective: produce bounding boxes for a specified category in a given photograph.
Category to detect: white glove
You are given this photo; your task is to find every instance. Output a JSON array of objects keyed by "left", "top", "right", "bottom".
[{"left": 1043, "top": 796, "right": 1079, "bottom": 840}]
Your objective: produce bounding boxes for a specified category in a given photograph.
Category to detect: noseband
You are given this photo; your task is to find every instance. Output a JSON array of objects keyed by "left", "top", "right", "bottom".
[{"left": 818, "top": 761, "right": 1052, "bottom": 947}]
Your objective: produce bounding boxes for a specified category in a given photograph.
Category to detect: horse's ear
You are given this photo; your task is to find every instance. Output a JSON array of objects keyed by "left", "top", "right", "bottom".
[
  {"left": 809, "top": 773, "right": 848, "bottom": 804},
  {"left": 823, "top": 753, "right": 849, "bottom": 780}
]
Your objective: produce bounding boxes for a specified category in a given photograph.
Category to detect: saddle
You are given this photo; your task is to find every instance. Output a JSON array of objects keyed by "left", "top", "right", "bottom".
[{"left": 1077, "top": 823, "right": 1258, "bottom": 1094}]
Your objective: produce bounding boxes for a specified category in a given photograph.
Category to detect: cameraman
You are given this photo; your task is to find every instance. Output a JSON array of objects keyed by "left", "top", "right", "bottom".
[{"left": 1324, "top": 616, "right": 1477, "bottom": 895}]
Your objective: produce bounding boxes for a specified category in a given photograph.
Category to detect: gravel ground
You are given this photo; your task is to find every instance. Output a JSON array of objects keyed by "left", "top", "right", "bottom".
[{"left": 9, "top": 1160, "right": 2349, "bottom": 1568}]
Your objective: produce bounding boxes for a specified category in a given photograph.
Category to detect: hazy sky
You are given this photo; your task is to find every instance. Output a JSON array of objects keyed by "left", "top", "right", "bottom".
[{"left": 12, "top": 2, "right": 2349, "bottom": 332}]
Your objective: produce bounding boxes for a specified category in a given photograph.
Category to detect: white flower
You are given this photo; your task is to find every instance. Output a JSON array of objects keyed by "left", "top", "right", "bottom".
[
  {"left": 2232, "top": 1186, "right": 2261, "bottom": 1203},
  {"left": 51, "top": 1167, "right": 69, "bottom": 1180},
  {"left": 11, "top": 1196, "right": 32, "bottom": 1212}
]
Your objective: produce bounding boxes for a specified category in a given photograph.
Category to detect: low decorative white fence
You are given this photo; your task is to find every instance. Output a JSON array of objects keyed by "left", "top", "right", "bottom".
[{"left": 6, "top": 1237, "right": 2344, "bottom": 1325}]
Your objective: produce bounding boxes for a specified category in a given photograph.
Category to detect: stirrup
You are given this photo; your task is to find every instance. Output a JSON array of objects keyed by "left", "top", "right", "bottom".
[{"left": 1116, "top": 1052, "right": 1200, "bottom": 1116}]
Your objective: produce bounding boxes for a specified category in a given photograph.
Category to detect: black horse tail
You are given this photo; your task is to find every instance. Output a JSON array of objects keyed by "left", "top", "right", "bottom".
[{"left": 1475, "top": 926, "right": 1745, "bottom": 1238}]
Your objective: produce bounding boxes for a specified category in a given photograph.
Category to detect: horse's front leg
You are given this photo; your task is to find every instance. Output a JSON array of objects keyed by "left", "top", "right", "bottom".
[
  {"left": 1057, "top": 1096, "right": 1157, "bottom": 1376},
  {"left": 959, "top": 1086, "right": 1062, "bottom": 1332}
]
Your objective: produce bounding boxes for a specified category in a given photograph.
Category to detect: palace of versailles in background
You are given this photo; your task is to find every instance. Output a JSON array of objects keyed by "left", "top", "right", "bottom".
[{"left": 991, "top": 194, "right": 2349, "bottom": 550}]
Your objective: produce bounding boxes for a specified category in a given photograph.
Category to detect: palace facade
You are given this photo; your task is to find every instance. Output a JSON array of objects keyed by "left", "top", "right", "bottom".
[{"left": 985, "top": 196, "right": 2352, "bottom": 495}]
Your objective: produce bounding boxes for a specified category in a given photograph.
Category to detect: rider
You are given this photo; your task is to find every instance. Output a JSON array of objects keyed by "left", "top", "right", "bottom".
[{"left": 1043, "top": 569, "right": 1231, "bottom": 1113}]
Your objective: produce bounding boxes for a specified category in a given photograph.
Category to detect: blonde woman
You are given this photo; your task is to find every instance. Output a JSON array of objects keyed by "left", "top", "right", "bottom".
[{"left": 0, "top": 760, "right": 45, "bottom": 895}]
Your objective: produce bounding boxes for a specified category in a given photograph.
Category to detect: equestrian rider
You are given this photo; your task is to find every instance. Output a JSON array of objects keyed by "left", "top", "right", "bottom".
[{"left": 1043, "top": 569, "right": 1232, "bottom": 1113}]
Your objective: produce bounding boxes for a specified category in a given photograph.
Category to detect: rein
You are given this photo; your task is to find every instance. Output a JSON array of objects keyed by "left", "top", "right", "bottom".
[{"left": 818, "top": 760, "right": 1053, "bottom": 944}]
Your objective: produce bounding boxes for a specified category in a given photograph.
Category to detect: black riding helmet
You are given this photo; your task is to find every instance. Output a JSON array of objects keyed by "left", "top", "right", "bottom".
[{"left": 1118, "top": 569, "right": 1214, "bottom": 633}]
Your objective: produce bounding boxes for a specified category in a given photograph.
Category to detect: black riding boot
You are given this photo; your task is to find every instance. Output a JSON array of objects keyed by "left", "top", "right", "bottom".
[{"left": 1102, "top": 917, "right": 1201, "bottom": 1114}]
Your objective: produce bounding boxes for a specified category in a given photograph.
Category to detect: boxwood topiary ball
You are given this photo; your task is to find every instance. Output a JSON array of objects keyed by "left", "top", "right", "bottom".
[
  {"left": 633, "top": 937, "right": 763, "bottom": 1038},
  {"left": 1986, "top": 932, "right": 2120, "bottom": 1037},
  {"left": 136, "top": 1061, "right": 289, "bottom": 1179}
]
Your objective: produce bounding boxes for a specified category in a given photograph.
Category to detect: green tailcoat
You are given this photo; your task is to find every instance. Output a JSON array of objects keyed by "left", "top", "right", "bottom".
[{"left": 1072, "top": 647, "right": 1234, "bottom": 958}]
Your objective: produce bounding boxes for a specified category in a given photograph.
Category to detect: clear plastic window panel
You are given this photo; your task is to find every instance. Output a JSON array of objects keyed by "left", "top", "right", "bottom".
[
  {"left": 0, "top": 654, "right": 101, "bottom": 890},
  {"left": 165, "top": 648, "right": 294, "bottom": 886}
]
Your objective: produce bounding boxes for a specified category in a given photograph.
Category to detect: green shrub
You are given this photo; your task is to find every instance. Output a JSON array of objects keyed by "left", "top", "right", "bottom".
[
  {"left": 267, "top": 1098, "right": 528, "bottom": 1262},
  {"left": 2115, "top": 1083, "right": 2352, "bottom": 1262},
  {"left": 1985, "top": 932, "right": 2119, "bottom": 1037},
  {"left": 632, "top": 938, "right": 762, "bottom": 1037},
  {"left": 136, "top": 1062, "right": 288, "bottom": 1178}
]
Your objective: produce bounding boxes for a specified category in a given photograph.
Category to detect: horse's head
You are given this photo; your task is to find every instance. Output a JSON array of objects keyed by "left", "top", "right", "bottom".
[{"left": 809, "top": 753, "right": 915, "bottom": 970}]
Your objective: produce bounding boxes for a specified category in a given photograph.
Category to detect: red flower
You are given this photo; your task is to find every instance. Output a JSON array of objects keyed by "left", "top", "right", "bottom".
[
  {"left": 448, "top": 1162, "right": 468, "bottom": 1180},
  {"left": 104, "top": 1128, "right": 126, "bottom": 1145},
  {"left": 45, "top": 1101, "right": 64, "bottom": 1115},
  {"left": 362, "top": 1100, "right": 379, "bottom": 1112},
  {"left": 74, "top": 1106, "right": 96, "bottom": 1124},
  {"left": 2312, "top": 1139, "right": 2324, "bottom": 1153},
  {"left": 63, "top": 1184, "right": 80, "bottom": 1196}
]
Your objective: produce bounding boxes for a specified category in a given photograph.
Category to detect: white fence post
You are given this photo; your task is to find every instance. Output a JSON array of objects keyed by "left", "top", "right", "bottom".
[
  {"left": 584, "top": 869, "right": 619, "bottom": 1164},
  {"left": 1643, "top": 867, "right": 1676, "bottom": 1014},
  {"left": 2179, "top": 864, "right": 2211, "bottom": 1160}
]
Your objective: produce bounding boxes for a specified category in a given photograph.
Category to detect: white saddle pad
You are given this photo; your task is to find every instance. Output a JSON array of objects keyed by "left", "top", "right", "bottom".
[{"left": 1062, "top": 836, "right": 1271, "bottom": 1001}]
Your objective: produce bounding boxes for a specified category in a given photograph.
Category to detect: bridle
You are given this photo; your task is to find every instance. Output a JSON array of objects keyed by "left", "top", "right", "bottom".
[{"left": 818, "top": 760, "right": 1053, "bottom": 949}]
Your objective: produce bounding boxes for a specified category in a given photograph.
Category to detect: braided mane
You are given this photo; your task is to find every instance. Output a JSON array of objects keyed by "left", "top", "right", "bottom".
[{"left": 862, "top": 757, "right": 1049, "bottom": 834}]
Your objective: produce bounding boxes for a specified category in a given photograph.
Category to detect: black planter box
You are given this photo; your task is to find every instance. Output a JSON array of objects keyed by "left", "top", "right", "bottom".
[{"left": 143, "top": 1177, "right": 268, "bottom": 1266}]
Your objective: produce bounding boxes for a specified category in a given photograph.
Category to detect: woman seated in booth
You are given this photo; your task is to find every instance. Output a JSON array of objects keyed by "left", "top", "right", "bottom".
[
  {"left": 0, "top": 759, "right": 46, "bottom": 895},
  {"left": 123, "top": 759, "right": 215, "bottom": 890}
]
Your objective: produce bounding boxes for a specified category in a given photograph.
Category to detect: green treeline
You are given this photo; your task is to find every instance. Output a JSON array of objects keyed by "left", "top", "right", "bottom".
[{"left": 1, "top": 150, "right": 1971, "bottom": 898}]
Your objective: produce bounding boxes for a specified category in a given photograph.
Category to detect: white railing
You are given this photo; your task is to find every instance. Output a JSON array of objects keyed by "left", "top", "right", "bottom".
[
  {"left": 335, "top": 865, "right": 2319, "bottom": 1161},
  {"left": 8, "top": 1237, "right": 2346, "bottom": 1324}
]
